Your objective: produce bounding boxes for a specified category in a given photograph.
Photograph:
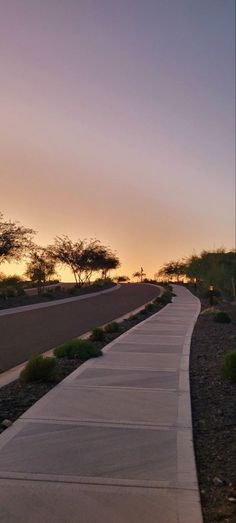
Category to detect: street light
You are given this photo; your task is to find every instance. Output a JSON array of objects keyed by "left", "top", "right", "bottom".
[{"left": 209, "top": 284, "right": 214, "bottom": 306}]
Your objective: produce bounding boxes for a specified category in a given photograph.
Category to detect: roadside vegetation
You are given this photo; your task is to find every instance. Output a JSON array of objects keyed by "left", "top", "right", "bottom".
[
  {"left": 158, "top": 249, "right": 235, "bottom": 301},
  {"left": 0, "top": 212, "right": 120, "bottom": 308}
]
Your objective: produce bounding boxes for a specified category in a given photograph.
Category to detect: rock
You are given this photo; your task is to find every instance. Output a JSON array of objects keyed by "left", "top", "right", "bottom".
[
  {"left": 228, "top": 497, "right": 236, "bottom": 503},
  {"left": 2, "top": 419, "right": 13, "bottom": 428},
  {"left": 213, "top": 476, "right": 223, "bottom": 486}
]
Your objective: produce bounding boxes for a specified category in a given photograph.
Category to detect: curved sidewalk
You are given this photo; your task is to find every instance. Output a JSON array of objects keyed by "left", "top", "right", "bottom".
[{"left": 0, "top": 285, "right": 202, "bottom": 523}]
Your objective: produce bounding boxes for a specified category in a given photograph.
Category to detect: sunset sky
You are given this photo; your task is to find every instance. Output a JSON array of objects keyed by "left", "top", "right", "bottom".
[{"left": 1, "top": 1, "right": 235, "bottom": 280}]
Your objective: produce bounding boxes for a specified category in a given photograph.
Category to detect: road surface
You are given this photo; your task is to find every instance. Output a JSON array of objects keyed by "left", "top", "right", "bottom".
[{"left": 0, "top": 283, "right": 160, "bottom": 373}]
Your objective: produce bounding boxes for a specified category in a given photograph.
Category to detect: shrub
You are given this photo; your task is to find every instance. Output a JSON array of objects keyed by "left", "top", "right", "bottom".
[
  {"left": 128, "top": 314, "right": 139, "bottom": 321},
  {"left": 140, "top": 308, "right": 147, "bottom": 315},
  {"left": 154, "top": 291, "right": 172, "bottom": 305},
  {"left": 43, "top": 291, "right": 55, "bottom": 299},
  {"left": 222, "top": 350, "right": 236, "bottom": 382},
  {"left": 214, "top": 311, "right": 231, "bottom": 324},
  {"left": 90, "top": 327, "right": 105, "bottom": 341},
  {"left": 54, "top": 339, "right": 102, "bottom": 360},
  {"left": 68, "top": 287, "right": 77, "bottom": 296},
  {"left": 104, "top": 321, "right": 120, "bottom": 333},
  {"left": 6, "top": 288, "right": 16, "bottom": 298},
  {"left": 145, "top": 303, "right": 156, "bottom": 312},
  {"left": 16, "top": 287, "right": 26, "bottom": 297},
  {"left": 20, "top": 355, "right": 57, "bottom": 383}
]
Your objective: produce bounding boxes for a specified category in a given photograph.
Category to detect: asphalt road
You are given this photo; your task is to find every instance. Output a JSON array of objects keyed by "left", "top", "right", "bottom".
[{"left": 0, "top": 284, "right": 160, "bottom": 373}]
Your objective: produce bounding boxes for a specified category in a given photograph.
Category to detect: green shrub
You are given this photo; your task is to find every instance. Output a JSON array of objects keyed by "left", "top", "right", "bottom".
[
  {"left": 90, "top": 327, "right": 105, "bottom": 341},
  {"left": 43, "top": 291, "right": 55, "bottom": 299},
  {"left": 54, "top": 339, "right": 102, "bottom": 360},
  {"left": 20, "top": 355, "right": 57, "bottom": 383},
  {"left": 6, "top": 288, "right": 16, "bottom": 298},
  {"left": 154, "top": 291, "right": 172, "bottom": 305},
  {"left": 214, "top": 311, "right": 231, "bottom": 324},
  {"left": 128, "top": 314, "right": 139, "bottom": 321},
  {"left": 140, "top": 308, "right": 147, "bottom": 315},
  {"left": 104, "top": 322, "right": 120, "bottom": 333},
  {"left": 222, "top": 350, "right": 236, "bottom": 382},
  {"left": 68, "top": 287, "right": 77, "bottom": 296},
  {"left": 145, "top": 303, "right": 156, "bottom": 312}
]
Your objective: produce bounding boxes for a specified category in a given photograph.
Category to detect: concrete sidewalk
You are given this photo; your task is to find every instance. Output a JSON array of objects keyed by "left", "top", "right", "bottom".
[{"left": 0, "top": 285, "right": 202, "bottom": 523}]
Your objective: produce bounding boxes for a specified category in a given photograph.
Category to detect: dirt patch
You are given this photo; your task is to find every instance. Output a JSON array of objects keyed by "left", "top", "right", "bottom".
[{"left": 190, "top": 296, "right": 236, "bottom": 523}]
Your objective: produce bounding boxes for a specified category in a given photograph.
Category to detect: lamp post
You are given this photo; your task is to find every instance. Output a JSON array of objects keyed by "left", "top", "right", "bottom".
[{"left": 209, "top": 284, "right": 214, "bottom": 306}]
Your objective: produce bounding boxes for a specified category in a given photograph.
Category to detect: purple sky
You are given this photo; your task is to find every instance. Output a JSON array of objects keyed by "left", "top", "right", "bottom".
[{"left": 0, "top": 1, "right": 235, "bottom": 278}]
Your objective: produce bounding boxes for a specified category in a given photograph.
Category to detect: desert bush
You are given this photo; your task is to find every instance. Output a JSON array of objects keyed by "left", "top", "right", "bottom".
[
  {"left": 16, "top": 287, "right": 26, "bottom": 297},
  {"left": 20, "top": 355, "right": 57, "bottom": 383},
  {"left": 6, "top": 288, "right": 16, "bottom": 298},
  {"left": 43, "top": 290, "right": 55, "bottom": 299},
  {"left": 145, "top": 303, "right": 156, "bottom": 312},
  {"left": 68, "top": 287, "right": 77, "bottom": 296},
  {"left": 104, "top": 322, "right": 120, "bottom": 333},
  {"left": 154, "top": 290, "right": 173, "bottom": 305},
  {"left": 94, "top": 278, "right": 113, "bottom": 288},
  {"left": 54, "top": 339, "right": 102, "bottom": 360},
  {"left": 222, "top": 350, "right": 236, "bottom": 382},
  {"left": 214, "top": 311, "right": 231, "bottom": 324},
  {"left": 90, "top": 327, "right": 105, "bottom": 341},
  {"left": 140, "top": 308, "right": 147, "bottom": 315}
]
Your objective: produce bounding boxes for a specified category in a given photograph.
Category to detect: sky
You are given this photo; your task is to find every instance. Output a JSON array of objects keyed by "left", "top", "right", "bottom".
[{"left": 0, "top": 0, "right": 235, "bottom": 280}]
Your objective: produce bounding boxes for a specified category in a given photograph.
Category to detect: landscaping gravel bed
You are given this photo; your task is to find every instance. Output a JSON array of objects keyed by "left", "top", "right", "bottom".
[{"left": 190, "top": 298, "right": 236, "bottom": 523}]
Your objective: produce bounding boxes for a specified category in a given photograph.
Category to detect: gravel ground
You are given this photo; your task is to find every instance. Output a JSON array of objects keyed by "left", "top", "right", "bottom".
[{"left": 190, "top": 296, "right": 236, "bottom": 523}]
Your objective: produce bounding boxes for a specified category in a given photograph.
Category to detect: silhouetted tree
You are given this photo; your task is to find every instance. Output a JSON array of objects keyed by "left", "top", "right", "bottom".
[
  {"left": 25, "top": 249, "right": 57, "bottom": 295},
  {"left": 0, "top": 212, "right": 35, "bottom": 265},
  {"left": 158, "top": 260, "right": 186, "bottom": 281},
  {"left": 51, "top": 236, "right": 120, "bottom": 286},
  {"left": 133, "top": 267, "right": 146, "bottom": 282}
]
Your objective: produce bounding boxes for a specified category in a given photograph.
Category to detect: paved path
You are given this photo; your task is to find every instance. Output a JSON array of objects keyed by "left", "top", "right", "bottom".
[
  {"left": 0, "top": 283, "right": 160, "bottom": 373},
  {"left": 0, "top": 285, "right": 202, "bottom": 523}
]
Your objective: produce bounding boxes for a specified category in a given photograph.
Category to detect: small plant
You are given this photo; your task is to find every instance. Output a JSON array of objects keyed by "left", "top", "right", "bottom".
[
  {"left": 90, "top": 327, "right": 105, "bottom": 342},
  {"left": 128, "top": 314, "right": 139, "bottom": 321},
  {"left": 20, "top": 355, "right": 57, "bottom": 383},
  {"left": 68, "top": 287, "right": 77, "bottom": 296},
  {"left": 104, "top": 321, "right": 120, "bottom": 333},
  {"left": 43, "top": 291, "right": 55, "bottom": 299},
  {"left": 145, "top": 303, "right": 156, "bottom": 312},
  {"left": 214, "top": 311, "right": 231, "bottom": 324},
  {"left": 140, "top": 308, "right": 147, "bottom": 315},
  {"left": 222, "top": 350, "right": 236, "bottom": 382},
  {"left": 54, "top": 339, "right": 102, "bottom": 360},
  {"left": 6, "top": 288, "right": 16, "bottom": 298},
  {"left": 154, "top": 291, "right": 172, "bottom": 305}
]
